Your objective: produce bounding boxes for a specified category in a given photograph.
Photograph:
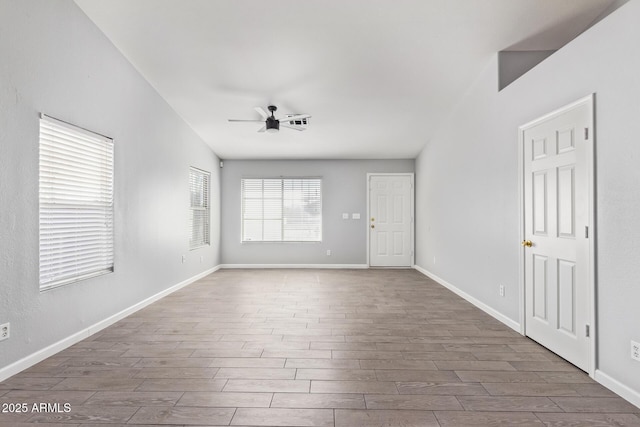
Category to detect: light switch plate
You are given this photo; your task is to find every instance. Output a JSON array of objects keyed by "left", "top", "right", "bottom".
[
  {"left": 352, "top": 213, "right": 360, "bottom": 219},
  {"left": 342, "top": 213, "right": 349, "bottom": 219}
]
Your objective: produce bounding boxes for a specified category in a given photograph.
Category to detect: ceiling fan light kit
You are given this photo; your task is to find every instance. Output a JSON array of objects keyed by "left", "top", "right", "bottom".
[{"left": 229, "top": 105, "right": 311, "bottom": 133}]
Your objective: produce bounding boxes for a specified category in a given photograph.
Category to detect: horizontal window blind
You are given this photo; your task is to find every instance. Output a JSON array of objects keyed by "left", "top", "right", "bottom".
[
  {"left": 39, "top": 114, "right": 114, "bottom": 290},
  {"left": 189, "top": 167, "right": 210, "bottom": 249},
  {"left": 242, "top": 178, "right": 322, "bottom": 242}
]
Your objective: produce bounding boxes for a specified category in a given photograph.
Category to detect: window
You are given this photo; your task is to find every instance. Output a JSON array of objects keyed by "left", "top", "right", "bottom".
[
  {"left": 189, "top": 167, "right": 210, "bottom": 249},
  {"left": 38, "top": 114, "right": 114, "bottom": 290},
  {"left": 241, "top": 178, "right": 322, "bottom": 242}
]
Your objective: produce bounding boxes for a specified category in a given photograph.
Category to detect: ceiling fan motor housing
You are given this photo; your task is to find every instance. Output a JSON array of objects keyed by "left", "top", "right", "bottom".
[{"left": 266, "top": 116, "right": 280, "bottom": 132}]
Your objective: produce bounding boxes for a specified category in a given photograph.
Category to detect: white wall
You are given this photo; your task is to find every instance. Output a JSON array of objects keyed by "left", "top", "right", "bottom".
[
  {"left": 0, "top": 0, "right": 221, "bottom": 373},
  {"left": 221, "top": 160, "right": 414, "bottom": 265},
  {"left": 415, "top": 1, "right": 640, "bottom": 400}
]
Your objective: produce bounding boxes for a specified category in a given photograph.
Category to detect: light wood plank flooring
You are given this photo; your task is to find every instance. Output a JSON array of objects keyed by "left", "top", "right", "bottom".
[{"left": 1, "top": 269, "right": 639, "bottom": 426}]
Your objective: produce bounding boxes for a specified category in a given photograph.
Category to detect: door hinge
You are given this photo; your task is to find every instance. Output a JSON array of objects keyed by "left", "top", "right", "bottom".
[
  {"left": 584, "top": 127, "right": 589, "bottom": 140},
  {"left": 585, "top": 226, "right": 589, "bottom": 238},
  {"left": 585, "top": 324, "right": 590, "bottom": 337}
]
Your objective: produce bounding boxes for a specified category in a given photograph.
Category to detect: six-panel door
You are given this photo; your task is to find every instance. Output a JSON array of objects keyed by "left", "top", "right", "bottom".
[
  {"left": 369, "top": 175, "right": 412, "bottom": 267},
  {"left": 523, "top": 101, "right": 591, "bottom": 372}
]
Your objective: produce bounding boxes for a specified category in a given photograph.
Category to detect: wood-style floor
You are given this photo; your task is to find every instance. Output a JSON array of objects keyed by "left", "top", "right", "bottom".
[{"left": 1, "top": 269, "right": 639, "bottom": 426}]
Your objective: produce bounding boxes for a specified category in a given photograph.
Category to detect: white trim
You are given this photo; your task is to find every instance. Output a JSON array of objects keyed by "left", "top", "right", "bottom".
[
  {"left": 413, "top": 265, "right": 520, "bottom": 332},
  {"left": 587, "top": 96, "right": 597, "bottom": 376},
  {"left": 518, "top": 112, "right": 526, "bottom": 336},
  {"left": 220, "top": 264, "right": 368, "bottom": 269},
  {"left": 518, "top": 93, "right": 597, "bottom": 377},
  {"left": 0, "top": 265, "right": 221, "bottom": 382},
  {"left": 366, "top": 173, "right": 415, "bottom": 267},
  {"left": 519, "top": 94, "right": 595, "bottom": 130},
  {"left": 595, "top": 370, "right": 640, "bottom": 409},
  {"left": 412, "top": 263, "right": 640, "bottom": 409}
]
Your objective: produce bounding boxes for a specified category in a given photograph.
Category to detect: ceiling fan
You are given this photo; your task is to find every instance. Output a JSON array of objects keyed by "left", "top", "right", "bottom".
[{"left": 228, "top": 105, "right": 311, "bottom": 133}]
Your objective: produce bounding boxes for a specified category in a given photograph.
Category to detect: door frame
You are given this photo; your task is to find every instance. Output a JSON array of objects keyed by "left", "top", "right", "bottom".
[
  {"left": 366, "top": 173, "right": 415, "bottom": 267},
  {"left": 517, "top": 94, "right": 597, "bottom": 377}
]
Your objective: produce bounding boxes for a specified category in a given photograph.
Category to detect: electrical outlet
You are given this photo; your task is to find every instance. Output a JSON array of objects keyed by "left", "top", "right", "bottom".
[
  {"left": 0, "top": 323, "right": 9, "bottom": 342},
  {"left": 326, "top": 250, "right": 331, "bottom": 256},
  {"left": 342, "top": 213, "right": 349, "bottom": 219},
  {"left": 632, "top": 341, "right": 640, "bottom": 362},
  {"left": 499, "top": 285, "right": 505, "bottom": 297}
]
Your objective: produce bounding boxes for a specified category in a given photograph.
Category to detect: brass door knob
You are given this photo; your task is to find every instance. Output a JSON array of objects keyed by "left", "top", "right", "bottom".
[
  {"left": 371, "top": 225, "right": 375, "bottom": 229},
  {"left": 521, "top": 240, "right": 533, "bottom": 247}
]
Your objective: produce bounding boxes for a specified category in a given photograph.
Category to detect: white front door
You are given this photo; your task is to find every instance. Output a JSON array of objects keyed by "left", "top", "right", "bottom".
[
  {"left": 369, "top": 174, "right": 413, "bottom": 267},
  {"left": 521, "top": 97, "right": 593, "bottom": 371}
]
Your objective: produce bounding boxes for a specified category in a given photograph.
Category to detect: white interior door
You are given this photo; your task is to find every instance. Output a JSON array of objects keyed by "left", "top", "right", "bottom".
[
  {"left": 522, "top": 98, "right": 592, "bottom": 372},
  {"left": 369, "top": 174, "right": 413, "bottom": 267}
]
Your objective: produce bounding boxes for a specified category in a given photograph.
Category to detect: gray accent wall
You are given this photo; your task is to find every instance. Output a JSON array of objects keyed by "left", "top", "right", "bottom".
[
  {"left": 0, "top": 1, "right": 221, "bottom": 370},
  {"left": 415, "top": 1, "right": 640, "bottom": 399},
  {"left": 221, "top": 160, "right": 414, "bottom": 265}
]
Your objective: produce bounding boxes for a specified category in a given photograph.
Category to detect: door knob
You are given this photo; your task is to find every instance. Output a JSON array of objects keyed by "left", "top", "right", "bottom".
[
  {"left": 371, "top": 225, "right": 375, "bottom": 229},
  {"left": 521, "top": 240, "right": 533, "bottom": 247},
  {"left": 371, "top": 217, "right": 375, "bottom": 221}
]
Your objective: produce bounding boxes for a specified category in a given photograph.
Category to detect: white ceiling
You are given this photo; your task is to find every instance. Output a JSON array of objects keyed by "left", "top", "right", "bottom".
[{"left": 75, "top": 0, "right": 615, "bottom": 159}]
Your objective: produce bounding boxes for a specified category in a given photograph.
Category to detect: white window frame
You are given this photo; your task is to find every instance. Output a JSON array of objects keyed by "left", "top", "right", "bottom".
[
  {"left": 38, "top": 114, "right": 114, "bottom": 291},
  {"left": 189, "top": 167, "right": 211, "bottom": 250},
  {"left": 241, "top": 177, "right": 322, "bottom": 243}
]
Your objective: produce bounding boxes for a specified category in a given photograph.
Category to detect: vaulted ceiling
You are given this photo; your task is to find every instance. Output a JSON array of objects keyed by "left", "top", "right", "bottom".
[{"left": 75, "top": 0, "right": 617, "bottom": 159}]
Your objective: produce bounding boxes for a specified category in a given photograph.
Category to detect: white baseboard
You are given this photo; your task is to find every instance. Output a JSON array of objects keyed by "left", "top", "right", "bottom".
[
  {"left": 412, "top": 265, "right": 640, "bottom": 409},
  {"left": 595, "top": 370, "right": 640, "bottom": 409},
  {"left": 413, "top": 264, "right": 521, "bottom": 332},
  {"left": 0, "top": 265, "right": 221, "bottom": 382},
  {"left": 220, "top": 264, "right": 369, "bottom": 269}
]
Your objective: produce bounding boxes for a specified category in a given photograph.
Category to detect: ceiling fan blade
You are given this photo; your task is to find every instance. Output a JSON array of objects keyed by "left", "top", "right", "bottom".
[
  {"left": 254, "top": 107, "right": 268, "bottom": 119},
  {"left": 278, "top": 114, "right": 311, "bottom": 122},
  {"left": 228, "top": 119, "right": 264, "bottom": 122},
  {"left": 280, "top": 123, "right": 306, "bottom": 131},
  {"left": 257, "top": 126, "right": 266, "bottom": 133}
]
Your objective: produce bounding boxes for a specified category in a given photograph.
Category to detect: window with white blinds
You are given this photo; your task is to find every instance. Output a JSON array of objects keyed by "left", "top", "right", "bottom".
[
  {"left": 38, "top": 114, "right": 114, "bottom": 290},
  {"left": 189, "top": 167, "right": 210, "bottom": 249},
  {"left": 241, "top": 178, "right": 322, "bottom": 242}
]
